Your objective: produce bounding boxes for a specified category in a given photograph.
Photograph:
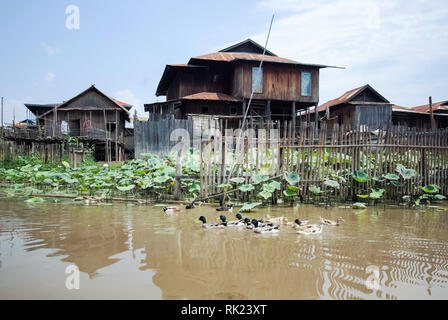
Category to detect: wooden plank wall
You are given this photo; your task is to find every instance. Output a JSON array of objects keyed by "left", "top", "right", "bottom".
[
  {"left": 0, "top": 139, "right": 64, "bottom": 163},
  {"left": 232, "top": 61, "right": 320, "bottom": 103}
]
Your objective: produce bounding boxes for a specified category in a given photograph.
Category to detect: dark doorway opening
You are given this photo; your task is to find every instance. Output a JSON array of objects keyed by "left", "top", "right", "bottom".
[{"left": 69, "top": 119, "right": 81, "bottom": 137}]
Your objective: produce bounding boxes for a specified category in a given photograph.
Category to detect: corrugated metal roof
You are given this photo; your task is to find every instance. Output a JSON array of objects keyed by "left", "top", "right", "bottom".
[
  {"left": 190, "top": 52, "right": 335, "bottom": 68},
  {"left": 392, "top": 105, "right": 408, "bottom": 111},
  {"left": 313, "top": 85, "right": 368, "bottom": 113},
  {"left": 392, "top": 105, "right": 429, "bottom": 115},
  {"left": 313, "top": 85, "right": 390, "bottom": 114},
  {"left": 24, "top": 103, "right": 61, "bottom": 108},
  {"left": 167, "top": 64, "right": 207, "bottom": 68},
  {"left": 412, "top": 100, "right": 448, "bottom": 113},
  {"left": 113, "top": 99, "right": 133, "bottom": 108},
  {"left": 182, "top": 92, "right": 242, "bottom": 102}
]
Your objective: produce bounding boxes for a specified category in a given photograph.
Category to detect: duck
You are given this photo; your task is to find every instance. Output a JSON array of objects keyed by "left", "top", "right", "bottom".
[
  {"left": 84, "top": 196, "right": 104, "bottom": 205},
  {"left": 252, "top": 219, "right": 280, "bottom": 234},
  {"left": 222, "top": 213, "right": 245, "bottom": 227},
  {"left": 216, "top": 205, "right": 233, "bottom": 212},
  {"left": 296, "top": 224, "right": 323, "bottom": 235},
  {"left": 320, "top": 217, "right": 344, "bottom": 226},
  {"left": 265, "top": 214, "right": 289, "bottom": 224},
  {"left": 292, "top": 218, "right": 311, "bottom": 229},
  {"left": 84, "top": 197, "right": 97, "bottom": 205},
  {"left": 186, "top": 202, "right": 195, "bottom": 210},
  {"left": 244, "top": 217, "right": 254, "bottom": 230},
  {"left": 199, "top": 216, "right": 226, "bottom": 229},
  {"left": 163, "top": 206, "right": 180, "bottom": 214}
]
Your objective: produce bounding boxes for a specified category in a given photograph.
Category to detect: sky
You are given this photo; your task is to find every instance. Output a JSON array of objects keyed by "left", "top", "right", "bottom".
[{"left": 0, "top": 0, "right": 447, "bottom": 124}]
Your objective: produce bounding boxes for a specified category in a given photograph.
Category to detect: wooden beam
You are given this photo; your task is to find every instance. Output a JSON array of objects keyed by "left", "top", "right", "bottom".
[
  {"left": 115, "top": 109, "right": 118, "bottom": 161},
  {"left": 53, "top": 108, "right": 56, "bottom": 137},
  {"left": 292, "top": 101, "right": 296, "bottom": 128},
  {"left": 429, "top": 96, "right": 435, "bottom": 130},
  {"left": 266, "top": 100, "right": 271, "bottom": 121},
  {"left": 314, "top": 102, "right": 319, "bottom": 141},
  {"left": 103, "top": 108, "right": 109, "bottom": 162}
]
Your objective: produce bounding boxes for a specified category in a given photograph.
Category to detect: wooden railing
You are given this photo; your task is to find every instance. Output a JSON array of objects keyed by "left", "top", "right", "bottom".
[
  {"left": 198, "top": 120, "right": 448, "bottom": 199},
  {"left": 1, "top": 125, "right": 124, "bottom": 144}
]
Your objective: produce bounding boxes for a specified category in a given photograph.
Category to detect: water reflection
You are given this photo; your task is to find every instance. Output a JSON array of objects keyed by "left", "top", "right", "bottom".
[{"left": 0, "top": 198, "right": 447, "bottom": 299}]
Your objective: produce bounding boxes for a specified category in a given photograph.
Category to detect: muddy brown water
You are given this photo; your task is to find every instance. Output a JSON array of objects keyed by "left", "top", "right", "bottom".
[{"left": 0, "top": 198, "right": 447, "bottom": 300}]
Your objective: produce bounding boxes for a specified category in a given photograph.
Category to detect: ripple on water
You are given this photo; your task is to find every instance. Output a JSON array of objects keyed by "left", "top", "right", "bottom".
[{"left": 0, "top": 200, "right": 448, "bottom": 299}]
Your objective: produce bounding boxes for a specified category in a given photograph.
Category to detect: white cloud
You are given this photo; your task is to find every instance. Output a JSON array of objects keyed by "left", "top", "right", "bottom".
[
  {"left": 255, "top": 0, "right": 448, "bottom": 107},
  {"left": 41, "top": 42, "right": 60, "bottom": 56},
  {"left": 45, "top": 72, "right": 55, "bottom": 82},
  {"left": 114, "top": 89, "right": 143, "bottom": 118}
]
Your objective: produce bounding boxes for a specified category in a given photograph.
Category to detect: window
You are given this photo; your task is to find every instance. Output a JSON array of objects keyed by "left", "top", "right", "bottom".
[
  {"left": 301, "top": 72, "right": 311, "bottom": 97},
  {"left": 252, "top": 67, "right": 263, "bottom": 94},
  {"left": 231, "top": 107, "right": 237, "bottom": 114}
]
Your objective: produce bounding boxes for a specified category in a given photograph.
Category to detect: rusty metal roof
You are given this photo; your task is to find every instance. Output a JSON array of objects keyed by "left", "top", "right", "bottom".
[
  {"left": 412, "top": 100, "right": 448, "bottom": 113},
  {"left": 182, "top": 92, "right": 242, "bottom": 102},
  {"left": 313, "top": 85, "right": 390, "bottom": 113},
  {"left": 392, "top": 105, "right": 430, "bottom": 115},
  {"left": 190, "top": 52, "right": 294, "bottom": 63},
  {"left": 189, "top": 52, "right": 337, "bottom": 69},
  {"left": 392, "top": 105, "right": 409, "bottom": 111},
  {"left": 313, "top": 85, "right": 369, "bottom": 113},
  {"left": 113, "top": 99, "right": 133, "bottom": 109}
]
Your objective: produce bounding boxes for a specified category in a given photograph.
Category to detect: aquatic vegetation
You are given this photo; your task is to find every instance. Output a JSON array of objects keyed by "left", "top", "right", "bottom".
[
  {"left": 239, "top": 202, "right": 262, "bottom": 212},
  {"left": 369, "top": 188, "right": 385, "bottom": 200},
  {"left": 422, "top": 184, "right": 439, "bottom": 194},
  {"left": 309, "top": 185, "right": 322, "bottom": 194},
  {"left": 352, "top": 170, "right": 370, "bottom": 183},
  {"left": 25, "top": 196, "right": 45, "bottom": 203},
  {"left": 238, "top": 184, "right": 255, "bottom": 192},
  {"left": 0, "top": 152, "right": 199, "bottom": 201},
  {"left": 0, "top": 152, "right": 445, "bottom": 209},
  {"left": 284, "top": 172, "right": 300, "bottom": 186},
  {"left": 252, "top": 174, "right": 269, "bottom": 185},
  {"left": 396, "top": 164, "right": 417, "bottom": 180},
  {"left": 352, "top": 202, "right": 367, "bottom": 209},
  {"left": 323, "top": 179, "right": 340, "bottom": 190}
]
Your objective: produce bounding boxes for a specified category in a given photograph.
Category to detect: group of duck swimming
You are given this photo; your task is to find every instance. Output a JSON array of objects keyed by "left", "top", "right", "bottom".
[
  {"left": 162, "top": 205, "right": 344, "bottom": 235},
  {"left": 198, "top": 213, "right": 345, "bottom": 235}
]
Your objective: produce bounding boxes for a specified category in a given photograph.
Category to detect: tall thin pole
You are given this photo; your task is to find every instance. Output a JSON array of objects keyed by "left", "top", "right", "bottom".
[
  {"left": 12, "top": 106, "right": 15, "bottom": 135},
  {"left": 1, "top": 97, "right": 3, "bottom": 129},
  {"left": 314, "top": 102, "right": 319, "bottom": 140},
  {"left": 429, "top": 96, "right": 435, "bottom": 130}
]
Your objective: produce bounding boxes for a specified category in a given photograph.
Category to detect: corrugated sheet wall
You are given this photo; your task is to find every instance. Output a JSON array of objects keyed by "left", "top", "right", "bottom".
[
  {"left": 134, "top": 118, "right": 194, "bottom": 158},
  {"left": 355, "top": 105, "right": 392, "bottom": 128}
]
